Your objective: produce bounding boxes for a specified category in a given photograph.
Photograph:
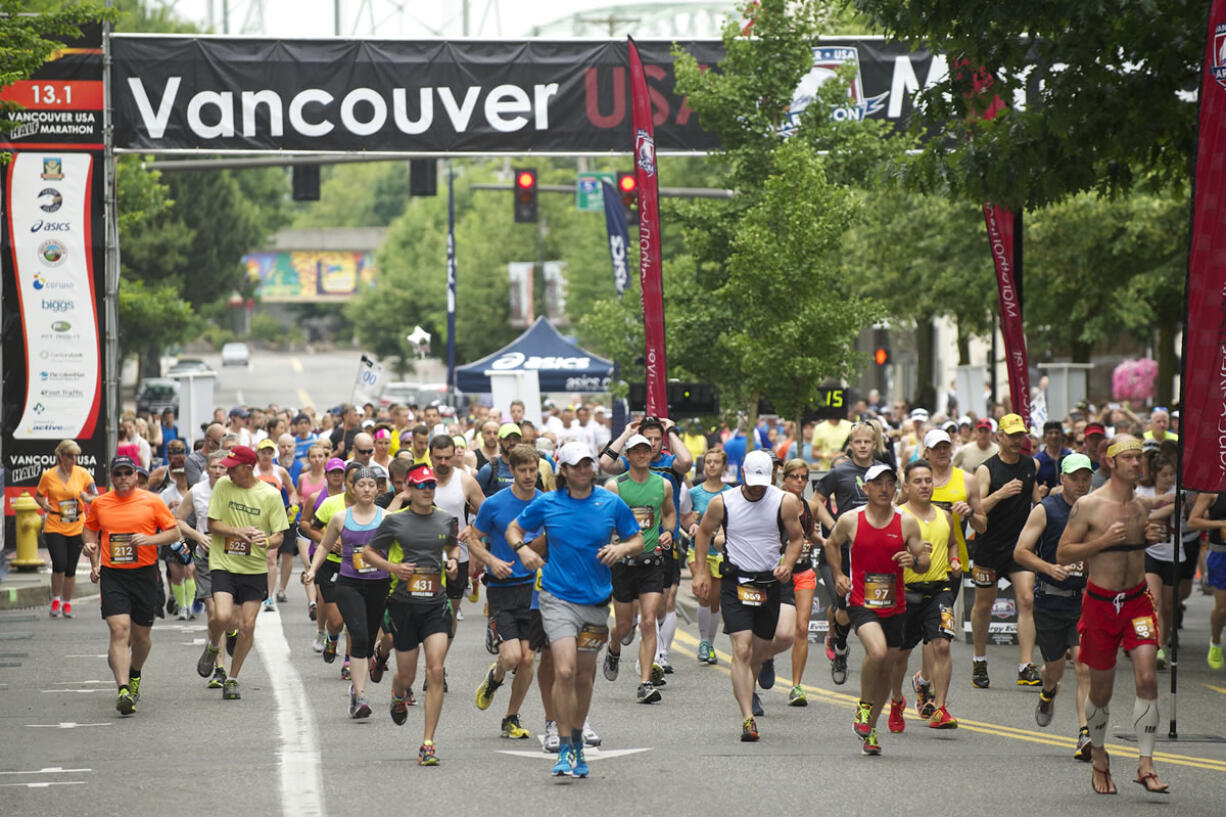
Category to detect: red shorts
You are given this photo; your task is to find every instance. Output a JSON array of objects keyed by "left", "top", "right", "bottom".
[
  {"left": 1076, "top": 580, "right": 1158, "bottom": 671},
  {"left": 792, "top": 568, "right": 817, "bottom": 591}
]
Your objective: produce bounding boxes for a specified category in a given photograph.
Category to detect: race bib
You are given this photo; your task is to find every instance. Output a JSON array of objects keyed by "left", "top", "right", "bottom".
[
  {"left": 1066, "top": 561, "right": 1085, "bottom": 578},
  {"left": 632, "top": 505, "right": 655, "bottom": 531},
  {"left": 352, "top": 550, "right": 376, "bottom": 573},
  {"left": 939, "top": 604, "right": 957, "bottom": 638},
  {"left": 1131, "top": 616, "right": 1156, "bottom": 641},
  {"left": 109, "top": 533, "right": 136, "bottom": 564},
  {"left": 224, "top": 537, "right": 251, "bottom": 556},
  {"left": 576, "top": 623, "right": 609, "bottom": 652},
  {"left": 408, "top": 571, "right": 441, "bottom": 597},
  {"left": 972, "top": 565, "right": 997, "bottom": 587},
  {"left": 799, "top": 539, "right": 813, "bottom": 562},
  {"left": 58, "top": 499, "right": 79, "bottom": 522},
  {"left": 736, "top": 583, "right": 766, "bottom": 607},
  {"left": 864, "top": 573, "right": 897, "bottom": 609}
]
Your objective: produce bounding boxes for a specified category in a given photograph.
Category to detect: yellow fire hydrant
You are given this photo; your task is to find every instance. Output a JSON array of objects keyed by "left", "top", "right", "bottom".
[{"left": 11, "top": 492, "right": 47, "bottom": 571}]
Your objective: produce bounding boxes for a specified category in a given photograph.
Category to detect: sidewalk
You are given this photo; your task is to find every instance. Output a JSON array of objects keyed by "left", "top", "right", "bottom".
[{"left": 0, "top": 547, "right": 98, "bottom": 610}]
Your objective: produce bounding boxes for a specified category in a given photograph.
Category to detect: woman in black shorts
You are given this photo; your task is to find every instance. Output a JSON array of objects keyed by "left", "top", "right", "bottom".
[{"left": 35, "top": 439, "right": 98, "bottom": 618}]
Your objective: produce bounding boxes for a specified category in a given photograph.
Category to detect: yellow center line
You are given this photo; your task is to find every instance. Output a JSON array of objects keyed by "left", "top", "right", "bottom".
[
  {"left": 671, "top": 629, "right": 1226, "bottom": 772},
  {"left": 1206, "top": 684, "right": 1226, "bottom": 695},
  {"left": 296, "top": 387, "right": 313, "bottom": 409},
  {"left": 290, "top": 357, "right": 303, "bottom": 373}
]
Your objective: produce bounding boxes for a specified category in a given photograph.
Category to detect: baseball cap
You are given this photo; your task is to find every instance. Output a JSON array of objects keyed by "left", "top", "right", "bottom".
[
  {"left": 1061, "top": 453, "right": 1093, "bottom": 474},
  {"left": 498, "top": 422, "right": 523, "bottom": 439},
  {"left": 220, "top": 445, "right": 257, "bottom": 467},
  {"left": 999, "top": 413, "right": 1027, "bottom": 436},
  {"left": 1085, "top": 423, "right": 1107, "bottom": 438},
  {"left": 742, "top": 449, "right": 774, "bottom": 486},
  {"left": 864, "top": 463, "right": 896, "bottom": 483},
  {"left": 228, "top": 406, "right": 249, "bottom": 419},
  {"left": 135, "top": 465, "right": 149, "bottom": 479},
  {"left": 941, "top": 420, "right": 958, "bottom": 434},
  {"left": 407, "top": 465, "right": 436, "bottom": 486},
  {"left": 625, "top": 433, "right": 652, "bottom": 450},
  {"left": 923, "top": 429, "right": 952, "bottom": 449},
  {"left": 110, "top": 455, "right": 138, "bottom": 473},
  {"left": 1043, "top": 420, "right": 1064, "bottom": 434},
  {"left": 292, "top": 413, "right": 310, "bottom": 424},
  {"left": 975, "top": 418, "right": 993, "bottom": 430},
  {"left": 909, "top": 408, "right": 929, "bottom": 422},
  {"left": 256, "top": 437, "right": 276, "bottom": 450},
  {"left": 325, "top": 457, "right": 346, "bottom": 472},
  {"left": 556, "top": 440, "right": 593, "bottom": 466},
  {"left": 958, "top": 415, "right": 973, "bottom": 427}
]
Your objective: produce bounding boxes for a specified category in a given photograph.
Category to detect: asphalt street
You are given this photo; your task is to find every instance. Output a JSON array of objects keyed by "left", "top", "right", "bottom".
[{"left": 2, "top": 572, "right": 1224, "bottom": 817}]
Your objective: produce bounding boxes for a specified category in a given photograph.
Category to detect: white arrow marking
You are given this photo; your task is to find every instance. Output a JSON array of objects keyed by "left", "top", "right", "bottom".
[
  {"left": 498, "top": 747, "right": 651, "bottom": 761},
  {"left": 0, "top": 767, "right": 92, "bottom": 775},
  {"left": 27, "top": 723, "right": 112, "bottom": 729}
]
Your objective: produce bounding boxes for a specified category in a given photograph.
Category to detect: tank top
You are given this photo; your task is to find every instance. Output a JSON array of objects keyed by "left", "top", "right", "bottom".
[
  {"left": 255, "top": 464, "right": 283, "bottom": 492},
  {"left": 191, "top": 480, "right": 213, "bottom": 536},
  {"left": 1207, "top": 492, "right": 1226, "bottom": 550},
  {"left": 722, "top": 485, "right": 786, "bottom": 573},
  {"left": 432, "top": 470, "right": 470, "bottom": 561},
  {"left": 338, "top": 506, "right": 388, "bottom": 580},
  {"left": 977, "top": 454, "right": 1036, "bottom": 554},
  {"left": 901, "top": 504, "right": 951, "bottom": 585},
  {"left": 782, "top": 495, "right": 816, "bottom": 573},
  {"left": 299, "top": 471, "right": 326, "bottom": 510},
  {"left": 931, "top": 466, "right": 971, "bottom": 569},
  {"left": 1034, "top": 494, "right": 1086, "bottom": 593},
  {"left": 848, "top": 507, "right": 905, "bottom": 616}
]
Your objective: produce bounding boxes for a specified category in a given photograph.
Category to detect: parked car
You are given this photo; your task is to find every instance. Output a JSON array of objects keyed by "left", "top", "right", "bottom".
[
  {"left": 380, "top": 382, "right": 456, "bottom": 409},
  {"left": 136, "top": 377, "right": 180, "bottom": 417},
  {"left": 166, "top": 357, "right": 214, "bottom": 376},
  {"left": 220, "top": 342, "right": 251, "bottom": 367}
]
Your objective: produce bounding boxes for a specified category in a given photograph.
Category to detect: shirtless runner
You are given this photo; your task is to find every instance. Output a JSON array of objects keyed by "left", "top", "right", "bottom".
[{"left": 1057, "top": 434, "right": 1170, "bottom": 796}]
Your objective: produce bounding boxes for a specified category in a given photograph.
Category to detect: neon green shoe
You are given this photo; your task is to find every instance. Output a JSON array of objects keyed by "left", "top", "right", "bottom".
[{"left": 1209, "top": 642, "right": 1224, "bottom": 670}]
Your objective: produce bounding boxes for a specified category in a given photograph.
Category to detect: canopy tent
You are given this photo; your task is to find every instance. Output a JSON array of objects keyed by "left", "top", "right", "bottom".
[{"left": 456, "top": 317, "right": 614, "bottom": 393}]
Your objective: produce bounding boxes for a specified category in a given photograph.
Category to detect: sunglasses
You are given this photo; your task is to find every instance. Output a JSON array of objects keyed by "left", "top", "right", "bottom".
[
  {"left": 1074, "top": 437, "right": 1086, "bottom": 444},
  {"left": 113, "top": 469, "right": 135, "bottom": 477},
  {"left": 356, "top": 448, "right": 374, "bottom": 455},
  {"left": 409, "top": 481, "right": 437, "bottom": 490}
]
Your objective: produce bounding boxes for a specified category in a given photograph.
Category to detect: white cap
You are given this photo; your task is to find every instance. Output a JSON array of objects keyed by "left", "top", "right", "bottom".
[
  {"left": 625, "top": 433, "right": 652, "bottom": 450},
  {"left": 909, "top": 408, "right": 929, "bottom": 422},
  {"left": 923, "top": 429, "right": 952, "bottom": 449},
  {"left": 742, "top": 449, "right": 774, "bottom": 486},
  {"left": 864, "top": 463, "right": 896, "bottom": 483},
  {"left": 957, "top": 415, "right": 973, "bottom": 427},
  {"left": 557, "top": 440, "right": 594, "bottom": 466}
]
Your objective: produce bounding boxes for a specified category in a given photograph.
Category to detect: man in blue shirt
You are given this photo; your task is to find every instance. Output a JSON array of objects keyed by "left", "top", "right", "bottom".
[
  {"left": 291, "top": 413, "right": 318, "bottom": 465},
  {"left": 476, "top": 423, "right": 526, "bottom": 497}
]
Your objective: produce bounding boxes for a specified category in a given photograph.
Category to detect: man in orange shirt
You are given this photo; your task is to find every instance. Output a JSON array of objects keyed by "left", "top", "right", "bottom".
[{"left": 84, "top": 456, "right": 182, "bottom": 716}]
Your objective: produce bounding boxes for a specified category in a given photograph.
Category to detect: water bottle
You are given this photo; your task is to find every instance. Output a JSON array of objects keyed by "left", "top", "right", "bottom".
[{"left": 170, "top": 540, "right": 193, "bottom": 565}]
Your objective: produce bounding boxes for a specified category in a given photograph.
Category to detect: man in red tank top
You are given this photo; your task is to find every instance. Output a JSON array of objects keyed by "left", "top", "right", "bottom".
[{"left": 825, "top": 464, "right": 928, "bottom": 755}]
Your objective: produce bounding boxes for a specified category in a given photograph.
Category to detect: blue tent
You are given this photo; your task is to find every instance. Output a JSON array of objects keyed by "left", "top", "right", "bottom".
[{"left": 456, "top": 317, "right": 614, "bottom": 393}]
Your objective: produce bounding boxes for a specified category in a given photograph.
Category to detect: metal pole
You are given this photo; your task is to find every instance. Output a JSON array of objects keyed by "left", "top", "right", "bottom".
[
  {"left": 446, "top": 161, "right": 456, "bottom": 394},
  {"left": 103, "top": 2, "right": 119, "bottom": 461},
  {"left": 1168, "top": 494, "right": 1181, "bottom": 738}
]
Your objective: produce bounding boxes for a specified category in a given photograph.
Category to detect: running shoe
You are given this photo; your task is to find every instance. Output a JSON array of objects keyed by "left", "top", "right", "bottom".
[
  {"left": 824, "top": 634, "right": 836, "bottom": 662},
  {"left": 971, "top": 659, "right": 990, "bottom": 689},
  {"left": 116, "top": 688, "right": 135, "bottom": 715},
  {"left": 501, "top": 714, "right": 530, "bottom": 739},
  {"left": 193, "top": 600, "right": 205, "bottom": 616},
  {"left": 741, "top": 717, "right": 760, "bottom": 742},
  {"left": 422, "top": 671, "right": 448, "bottom": 692},
  {"left": 62, "top": 602, "right": 73, "bottom": 618},
  {"left": 1209, "top": 642, "right": 1224, "bottom": 670},
  {"left": 1036, "top": 684, "right": 1059, "bottom": 727},
  {"left": 637, "top": 682, "right": 661, "bottom": 704},
  {"left": 582, "top": 719, "right": 601, "bottom": 747},
  {"left": 262, "top": 597, "right": 276, "bottom": 613},
  {"left": 751, "top": 692, "right": 764, "bottom": 717},
  {"left": 369, "top": 648, "right": 389, "bottom": 684},
  {"left": 622, "top": 621, "right": 637, "bottom": 646},
  {"left": 322, "top": 634, "right": 338, "bottom": 663},
  {"left": 1017, "top": 663, "right": 1042, "bottom": 686},
  {"left": 831, "top": 648, "right": 848, "bottom": 685},
  {"left": 788, "top": 685, "right": 808, "bottom": 707},
  {"left": 467, "top": 577, "right": 480, "bottom": 603},
  {"left": 1155, "top": 648, "right": 1167, "bottom": 670},
  {"left": 707, "top": 645, "right": 718, "bottom": 666},
  {"left": 861, "top": 727, "right": 881, "bottom": 756},
  {"left": 912, "top": 671, "right": 935, "bottom": 718},
  {"left": 552, "top": 746, "right": 576, "bottom": 776},
  {"left": 50, "top": 598, "right": 61, "bottom": 618},
  {"left": 226, "top": 629, "right": 239, "bottom": 657},
  {"left": 928, "top": 706, "right": 958, "bottom": 729},
  {"left": 853, "top": 701, "right": 872, "bottom": 738},
  {"left": 572, "top": 746, "right": 590, "bottom": 778},
  {"left": 208, "top": 667, "right": 226, "bottom": 689},
  {"left": 757, "top": 657, "right": 776, "bottom": 690},
  {"left": 659, "top": 657, "right": 674, "bottom": 674},
  {"left": 888, "top": 697, "right": 906, "bottom": 733},
  {"left": 456, "top": 608, "right": 464, "bottom": 622},
  {"left": 341, "top": 660, "right": 351, "bottom": 681},
  {"left": 405, "top": 687, "right": 417, "bottom": 707},
  {"left": 1074, "top": 727, "right": 1093, "bottom": 762},
  {"left": 697, "top": 640, "right": 712, "bottom": 663},
  {"left": 389, "top": 692, "right": 409, "bottom": 725},
  {"left": 650, "top": 662, "right": 667, "bottom": 687},
  {"left": 308, "top": 602, "right": 317, "bottom": 622},
  {"left": 603, "top": 648, "right": 620, "bottom": 682},
  {"left": 197, "top": 644, "right": 219, "bottom": 678},
  {"left": 485, "top": 620, "right": 499, "bottom": 655},
  {"left": 222, "top": 678, "right": 240, "bottom": 700},
  {"left": 418, "top": 741, "right": 439, "bottom": 766},
  {"left": 351, "top": 695, "right": 372, "bottom": 720},
  {"left": 543, "top": 720, "right": 560, "bottom": 753},
  {"left": 178, "top": 606, "right": 189, "bottom": 621},
  {"left": 276, "top": 590, "right": 288, "bottom": 603},
  {"left": 312, "top": 631, "right": 326, "bottom": 653},
  {"left": 475, "top": 662, "right": 502, "bottom": 710},
  {"left": 129, "top": 676, "right": 142, "bottom": 704}
]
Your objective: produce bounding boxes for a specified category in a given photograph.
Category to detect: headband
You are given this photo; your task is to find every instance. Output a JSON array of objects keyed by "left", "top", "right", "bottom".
[
  {"left": 1106, "top": 439, "right": 1142, "bottom": 458},
  {"left": 373, "top": 428, "right": 390, "bottom": 440}
]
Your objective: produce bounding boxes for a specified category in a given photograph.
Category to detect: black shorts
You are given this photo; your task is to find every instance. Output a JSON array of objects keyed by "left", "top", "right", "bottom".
[
  {"left": 446, "top": 560, "right": 469, "bottom": 601},
  {"left": 45, "top": 532, "right": 85, "bottom": 576},
  {"left": 385, "top": 597, "right": 452, "bottom": 652},
  {"left": 901, "top": 585, "right": 955, "bottom": 650},
  {"left": 99, "top": 565, "right": 158, "bottom": 626},
  {"left": 1034, "top": 602, "right": 1081, "bottom": 663},
  {"left": 848, "top": 605, "right": 905, "bottom": 648},
  {"left": 487, "top": 582, "right": 535, "bottom": 643},
  {"left": 1145, "top": 553, "right": 1198, "bottom": 585},
  {"left": 666, "top": 545, "right": 681, "bottom": 588},
  {"left": 611, "top": 556, "right": 667, "bottom": 603},
  {"left": 315, "top": 559, "right": 340, "bottom": 604},
  {"left": 277, "top": 530, "right": 299, "bottom": 556},
  {"left": 529, "top": 609, "right": 549, "bottom": 652},
  {"left": 970, "top": 546, "right": 1028, "bottom": 587},
  {"left": 334, "top": 576, "right": 390, "bottom": 659},
  {"left": 211, "top": 570, "right": 269, "bottom": 605},
  {"left": 778, "top": 577, "right": 796, "bottom": 607},
  {"left": 720, "top": 578, "right": 783, "bottom": 641}
]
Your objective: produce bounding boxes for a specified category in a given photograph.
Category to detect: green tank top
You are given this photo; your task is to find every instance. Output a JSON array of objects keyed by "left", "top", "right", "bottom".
[{"left": 616, "top": 471, "right": 667, "bottom": 553}]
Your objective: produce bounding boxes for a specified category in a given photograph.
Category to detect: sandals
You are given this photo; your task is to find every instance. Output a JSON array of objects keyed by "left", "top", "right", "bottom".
[
  {"left": 1091, "top": 765, "right": 1117, "bottom": 795},
  {"left": 1134, "top": 769, "right": 1170, "bottom": 794}
]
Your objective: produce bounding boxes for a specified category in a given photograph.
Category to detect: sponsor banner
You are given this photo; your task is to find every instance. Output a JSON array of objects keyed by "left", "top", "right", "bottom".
[
  {"left": 1183, "top": 0, "right": 1226, "bottom": 492},
  {"left": 543, "top": 261, "right": 567, "bottom": 325},
  {"left": 630, "top": 39, "right": 668, "bottom": 417},
  {"left": 0, "top": 23, "right": 105, "bottom": 148},
  {"left": 109, "top": 36, "right": 945, "bottom": 153},
  {"left": 600, "top": 179, "right": 631, "bottom": 297},
  {"left": 242, "top": 250, "right": 376, "bottom": 301},
  {"left": 983, "top": 204, "right": 1031, "bottom": 427}
]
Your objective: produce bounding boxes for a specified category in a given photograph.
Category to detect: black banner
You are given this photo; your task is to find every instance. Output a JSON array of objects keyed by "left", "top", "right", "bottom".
[{"left": 111, "top": 37, "right": 943, "bottom": 153}]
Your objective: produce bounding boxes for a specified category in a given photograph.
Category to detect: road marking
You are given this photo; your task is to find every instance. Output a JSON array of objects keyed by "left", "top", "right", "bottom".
[
  {"left": 49, "top": 680, "right": 110, "bottom": 686},
  {"left": 291, "top": 357, "right": 303, "bottom": 373},
  {"left": 27, "top": 723, "right": 112, "bottom": 729},
  {"left": 671, "top": 629, "right": 1226, "bottom": 773},
  {"left": 41, "top": 689, "right": 104, "bottom": 694},
  {"left": 255, "top": 608, "right": 324, "bottom": 817},
  {"left": 499, "top": 747, "right": 651, "bottom": 761},
  {"left": 1206, "top": 684, "right": 1226, "bottom": 695},
  {"left": 297, "top": 387, "right": 314, "bottom": 409},
  {"left": 0, "top": 767, "right": 92, "bottom": 775},
  {"left": 63, "top": 654, "right": 107, "bottom": 659},
  {"left": 0, "top": 781, "right": 86, "bottom": 788},
  {"left": 236, "top": 389, "right": 245, "bottom": 405}
]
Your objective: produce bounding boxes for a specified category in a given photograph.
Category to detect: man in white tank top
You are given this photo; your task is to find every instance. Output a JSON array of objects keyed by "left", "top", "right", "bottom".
[
  {"left": 426, "top": 435, "right": 485, "bottom": 635},
  {"left": 692, "top": 450, "right": 806, "bottom": 742}
]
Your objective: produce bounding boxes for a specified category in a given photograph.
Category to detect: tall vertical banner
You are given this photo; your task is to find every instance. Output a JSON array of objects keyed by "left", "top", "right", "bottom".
[
  {"left": 1182, "top": 0, "right": 1226, "bottom": 492},
  {"left": 628, "top": 37, "right": 668, "bottom": 417},
  {"left": 1, "top": 23, "right": 108, "bottom": 517},
  {"left": 600, "top": 180, "right": 631, "bottom": 297},
  {"left": 446, "top": 162, "right": 457, "bottom": 393},
  {"left": 983, "top": 204, "right": 1031, "bottom": 428}
]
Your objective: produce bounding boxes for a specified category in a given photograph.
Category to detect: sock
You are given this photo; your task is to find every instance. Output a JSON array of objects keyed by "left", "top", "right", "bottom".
[
  {"left": 915, "top": 674, "right": 928, "bottom": 686},
  {"left": 52, "top": 595, "right": 62, "bottom": 603},
  {"left": 974, "top": 655, "right": 987, "bottom": 663},
  {"left": 171, "top": 582, "right": 186, "bottom": 610},
  {"left": 118, "top": 683, "right": 129, "bottom": 693},
  {"left": 698, "top": 606, "right": 718, "bottom": 643},
  {"left": 1018, "top": 662, "right": 1030, "bottom": 673},
  {"left": 658, "top": 611, "right": 677, "bottom": 659},
  {"left": 558, "top": 736, "right": 572, "bottom": 750},
  {"left": 571, "top": 728, "right": 583, "bottom": 746},
  {"left": 1085, "top": 700, "right": 1109, "bottom": 749},
  {"left": 833, "top": 620, "right": 851, "bottom": 650},
  {"left": 1132, "top": 697, "right": 1159, "bottom": 757},
  {"left": 183, "top": 578, "right": 197, "bottom": 608},
  {"left": 129, "top": 668, "right": 141, "bottom": 680}
]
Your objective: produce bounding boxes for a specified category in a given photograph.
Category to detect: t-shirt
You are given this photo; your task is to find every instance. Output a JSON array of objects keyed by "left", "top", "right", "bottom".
[
  {"left": 810, "top": 419, "right": 852, "bottom": 471},
  {"left": 370, "top": 507, "right": 458, "bottom": 603},
  {"left": 723, "top": 434, "right": 747, "bottom": 483},
  {"left": 689, "top": 482, "right": 731, "bottom": 522},
  {"left": 614, "top": 471, "right": 668, "bottom": 554},
  {"left": 293, "top": 432, "right": 319, "bottom": 462},
  {"left": 953, "top": 441, "right": 998, "bottom": 472},
  {"left": 1035, "top": 447, "right": 1071, "bottom": 491},
  {"left": 516, "top": 487, "right": 640, "bottom": 606},
  {"left": 817, "top": 459, "right": 884, "bottom": 524},
  {"left": 159, "top": 482, "right": 185, "bottom": 512},
  {"left": 207, "top": 476, "right": 289, "bottom": 575},
  {"left": 476, "top": 457, "right": 515, "bottom": 497},
  {"left": 472, "top": 487, "right": 541, "bottom": 586},
  {"left": 37, "top": 465, "right": 95, "bottom": 536},
  {"left": 85, "top": 489, "right": 177, "bottom": 569}
]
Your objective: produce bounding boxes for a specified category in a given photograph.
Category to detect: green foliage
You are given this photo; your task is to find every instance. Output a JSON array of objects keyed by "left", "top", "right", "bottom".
[
  {"left": 249, "top": 313, "right": 284, "bottom": 344},
  {"left": 117, "top": 278, "right": 196, "bottom": 378},
  {"left": 200, "top": 323, "right": 237, "bottom": 349}
]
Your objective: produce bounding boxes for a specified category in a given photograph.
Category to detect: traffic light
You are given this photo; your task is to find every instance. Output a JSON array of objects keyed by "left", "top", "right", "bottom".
[
  {"left": 292, "top": 164, "right": 319, "bottom": 201},
  {"left": 874, "top": 347, "right": 890, "bottom": 366},
  {"left": 617, "top": 171, "right": 638, "bottom": 220},
  {"left": 513, "top": 167, "right": 538, "bottom": 223},
  {"left": 409, "top": 159, "right": 437, "bottom": 196}
]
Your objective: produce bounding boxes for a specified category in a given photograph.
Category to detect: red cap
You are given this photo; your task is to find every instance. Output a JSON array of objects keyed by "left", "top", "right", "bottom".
[
  {"left": 975, "top": 418, "right": 993, "bottom": 430},
  {"left": 407, "top": 465, "right": 437, "bottom": 486},
  {"left": 1085, "top": 423, "right": 1106, "bottom": 438},
  {"left": 220, "top": 445, "right": 257, "bottom": 468}
]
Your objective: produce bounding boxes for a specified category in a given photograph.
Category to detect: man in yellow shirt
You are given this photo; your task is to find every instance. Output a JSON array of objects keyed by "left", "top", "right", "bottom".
[{"left": 810, "top": 416, "right": 852, "bottom": 472}]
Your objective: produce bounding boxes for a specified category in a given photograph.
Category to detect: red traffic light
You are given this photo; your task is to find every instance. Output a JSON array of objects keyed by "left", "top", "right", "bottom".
[
  {"left": 874, "top": 348, "right": 889, "bottom": 366},
  {"left": 515, "top": 170, "right": 536, "bottom": 189},
  {"left": 618, "top": 174, "right": 637, "bottom": 194}
]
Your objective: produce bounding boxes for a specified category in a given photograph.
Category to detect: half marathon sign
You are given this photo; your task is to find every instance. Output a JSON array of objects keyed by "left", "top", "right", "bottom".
[{"left": 110, "top": 37, "right": 945, "bottom": 153}]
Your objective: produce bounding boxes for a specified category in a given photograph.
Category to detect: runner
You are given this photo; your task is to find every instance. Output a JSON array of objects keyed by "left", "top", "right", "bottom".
[
  {"left": 691, "top": 450, "right": 806, "bottom": 742},
  {"left": 424, "top": 434, "right": 486, "bottom": 636},
  {"left": 1057, "top": 435, "right": 1170, "bottom": 795},
  {"left": 36, "top": 439, "right": 98, "bottom": 619},
  {"left": 506, "top": 441, "right": 644, "bottom": 777},
  {"left": 206, "top": 445, "right": 290, "bottom": 700},
  {"left": 686, "top": 448, "right": 733, "bottom": 665},
  {"left": 301, "top": 456, "right": 346, "bottom": 651},
  {"left": 253, "top": 438, "right": 297, "bottom": 612},
  {"left": 780, "top": 458, "right": 821, "bottom": 706},
  {"left": 83, "top": 456, "right": 182, "bottom": 715},
  {"left": 363, "top": 464, "right": 460, "bottom": 766},
  {"left": 307, "top": 461, "right": 364, "bottom": 679},
  {"left": 1186, "top": 490, "right": 1226, "bottom": 670},
  {"left": 178, "top": 451, "right": 229, "bottom": 688},
  {"left": 157, "top": 451, "right": 196, "bottom": 620},
  {"left": 971, "top": 413, "right": 1043, "bottom": 689},
  {"left": 825, "top": 463, "right": 929, "bottom": 755}
]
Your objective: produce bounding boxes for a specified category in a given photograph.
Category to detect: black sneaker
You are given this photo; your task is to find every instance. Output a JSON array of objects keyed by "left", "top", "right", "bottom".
[
  {"left": 650, "top": 663, "right": 667, "bottom": 687},
  {"left": 831, "top": 649, "right": 848, "bottom": 686},
  {"left": 972, "top": 659, "right": 990, "bottom": 689},
  {"left": 369, "top": 648, "right": 388, "bottom": 684},
  {"left": 225, "top": 629, "right": 238, "bottom": 657},
  {"left": 222, "top": 678, "right": 241, "bottom": 700},
  {"left": 390, "top": 692, "right": 409, "bottom": 725},
  {"left": 603, "top": 648, "right": 620, "bottom": 682},
  {"left": 757, "top": 657, "right": 776, "bottom": 690},
  {"left": 751, "top": 692, "right": 764, "bottom": 717},
  {"left": 636, "top": 682, "right": 661, "bottom": 704},
  {"left": 208, "top": 666, "right": 226, "bottom": 689},
  {"left": 1017, "top": 663, "right": 1042, "bottom": 687},
  {"left": 116, "top": 688, "right": 135, "bottom": 715},
  {"left": 1035, "top": 684, "right": 1058, "bottom": 727},
  {"left": 322, "top": 635, "right": 338, "bottom": 664}
]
